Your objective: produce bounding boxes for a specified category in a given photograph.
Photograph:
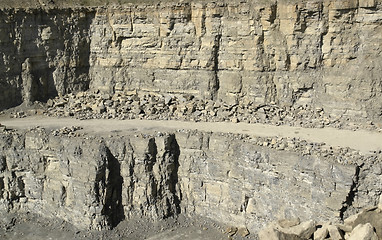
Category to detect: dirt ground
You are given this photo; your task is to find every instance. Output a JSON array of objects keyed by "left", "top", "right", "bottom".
[
  {"left": 0, "top": 212, "right": 241, "bottom": 240},
  {"left": 1, "top": 115, "right": 381, "bottom": 154}
]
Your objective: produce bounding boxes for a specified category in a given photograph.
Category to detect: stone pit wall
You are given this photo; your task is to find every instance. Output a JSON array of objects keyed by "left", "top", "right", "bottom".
[
  {"left": 1, "top": 127, "right": 381, "bottom": 234},
  {"left": 89, "top": 0, "right": 382, "bottom": 123},
  {"left": 0, "top": 128, "right": 182, "bottom": 230},
  {"left": 1, "top": 0, "right": 382, "bottom": 123},
  {"left": 0, "top": 8, "right": 94, "bottom": 109}
]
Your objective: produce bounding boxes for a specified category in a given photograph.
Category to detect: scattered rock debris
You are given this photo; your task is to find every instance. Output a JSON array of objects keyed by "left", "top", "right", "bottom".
[
  {"left": 33, "top": 91, "right": 379, "bottom": 131},
  {"left": 259, "top": 202, "right": 382, "bottom": 240}
]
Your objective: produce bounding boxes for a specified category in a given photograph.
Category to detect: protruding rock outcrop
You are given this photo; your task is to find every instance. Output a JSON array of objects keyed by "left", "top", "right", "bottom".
[{"left": 0, "top": 127, "right": 182, "bottom": 230}]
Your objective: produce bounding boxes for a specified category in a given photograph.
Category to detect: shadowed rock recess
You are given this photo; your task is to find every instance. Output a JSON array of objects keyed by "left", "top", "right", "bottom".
[{"left": 0, "top": 0, "right": 382, "bottom": 239}]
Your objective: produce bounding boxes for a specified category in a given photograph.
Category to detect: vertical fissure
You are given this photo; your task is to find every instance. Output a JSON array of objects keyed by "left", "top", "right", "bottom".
[
  {"left": 103, "top": 148, "right": 124, "bottom": 228},
  {"left": 211, "top": 33, "right": 221, "bottom": 100},
  {"left": 339, "top": 165, "right": 361, "bottom": 220}
]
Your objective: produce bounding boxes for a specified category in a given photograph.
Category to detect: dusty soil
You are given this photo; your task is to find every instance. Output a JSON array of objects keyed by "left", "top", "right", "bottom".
[
  {"left": 0, "top": 212, "right": 236, "bottom": 240},
  {"left": 1, "top": 115, "right": 381, "bottom": 154}
]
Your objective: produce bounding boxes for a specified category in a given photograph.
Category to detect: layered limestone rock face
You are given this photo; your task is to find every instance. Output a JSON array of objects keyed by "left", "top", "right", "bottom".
[
  {"left": 1, "top": 127, "right": 381, "bottom": 235},
  {"left": 0, "top": 128, "right": 182, "bottom": 230},
  {"left": 0, "top": 8, "right": 93, "bottom": 109},
  {"left": 80, "top": 0, "right": 382, "bottom": 123},
  {"left": 0, "top": 0, "right": 382, "bottom": 237},
  {"left": 1, "top": 0, "right": 382, "bottom": 124}
]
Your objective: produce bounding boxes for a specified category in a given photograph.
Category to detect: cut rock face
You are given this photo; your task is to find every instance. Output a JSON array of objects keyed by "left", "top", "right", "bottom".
[
  {"left": 1, "top": 123, "right": 379, "bottom": 236},
  {"left": 1, "top": 0, "right": 382, "bottom": 129},
  {"left": 0, "top": 1, "right": 381, "bottom": 237},
  {"left": 0, "top": 128, "right": 182, "bottom": 230}
]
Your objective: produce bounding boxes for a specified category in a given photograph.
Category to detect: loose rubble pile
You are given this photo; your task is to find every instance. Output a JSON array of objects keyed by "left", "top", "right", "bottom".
[
  {"left": 259, "top": 195, "right": 382, "bottom": 240},
  {"left": 174, "top": 129, "right": 381, "bottom": 167},
  {"left": 8, "top": 91, "right": 377, "bottom": 131},
  {"left": 248, "top": 135, "right": 380, "bottom": 166},
  {"left": 51, "top": 126, "right": 83, "bottom": 137}
]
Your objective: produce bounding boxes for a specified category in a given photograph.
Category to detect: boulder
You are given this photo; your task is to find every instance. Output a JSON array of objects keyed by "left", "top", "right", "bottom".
[
  {"left": 313, "top": 224, "right": 329, "bottom": 240},
  {"left": 347, "top": 223, "right": 378, "bottom": 240},
  {"left": 327, "top": 225, "right": 344, "bottom": 240}
]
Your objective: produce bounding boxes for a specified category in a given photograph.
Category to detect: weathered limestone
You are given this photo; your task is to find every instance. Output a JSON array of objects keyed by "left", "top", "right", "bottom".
[
  {"left": 0, "top": 128, "right": 182, "bottom": 230},
  {"left": 0, "top": 8, "right": 93, "bottom": 110},
  {"left": 314, "top": 223, "right": 330, "bottom": 240},
  {"left": 0, "top": 0, "right": 381, "bottom": 238},
  {"left": 0, "top": 1, "right": 382, "bottom": 126},
  {"left": 41, "top": 91, "right": 380, "bottom": 131},
  {"left": 259, "top": 220, "right": 316, "bottom": 240},
  {"left": 1, "top": 125, "right": 380, "bottom": 236},
  {"left": 21, "top": 58, "right": 35, "bottom": 105},
  {"left": 347, "top": 223, "right": 378, "bottom": 240},
  {"left": 260, "top": 203, "right": 382, "bottom": 239}
]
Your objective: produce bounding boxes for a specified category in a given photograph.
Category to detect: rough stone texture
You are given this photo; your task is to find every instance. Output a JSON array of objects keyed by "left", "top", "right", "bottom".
[
  {"left": 176, "top": 131, "right": 359, "bottom": 232},
  {"left": 39, "top": 91, "right": 380, "bottom": 131},
  {"left": 88, "top": 1, "right": 382, "bottom": 124},
  {"left": 0, "top": 0, "right": 382, "bottom": 238},
  {"left": 1, "top": 0, "right": 382, "bottom": 126},
  {"left": 259, "top": 204, "right": 382, "bottom": 239},
  {"left": 0, "top": 126, "right": 373, "bottom": 235},
  {"left": 0, "top": 128, "right": 181, "bottom": 230},
  {"left": 351, "top": 208, "right": 382, "bottom": 238},
  {"left": 327, "top": 225, "right": 344, "bottom": 240},
  {"left": 314, "top": 223, "right": 329, "bottom": 240},
  {"left": 0, "top": 8, "right": 93, "bottom": 110},
  {"left": 347, "top": 223, "right": 378, "bottom": 240}
]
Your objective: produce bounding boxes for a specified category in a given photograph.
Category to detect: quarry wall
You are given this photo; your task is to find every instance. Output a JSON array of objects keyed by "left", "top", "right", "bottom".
[
  {"left": 0, "top": 0, "right": 382, "bottom": 123},
  {"left": 1, "top": 0, "right": 382, "bottom": 237},
  {"left": 0, "top": 127, "right": 381, "bottom": 234}
]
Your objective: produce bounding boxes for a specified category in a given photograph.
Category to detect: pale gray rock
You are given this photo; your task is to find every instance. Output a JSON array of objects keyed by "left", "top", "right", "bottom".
[
  {"left": 347, "top": 223, "right": 378, "bottom": 240},
  {"left": 280, "top": 220, "right": 316, "bottom": 239},
  {"left": 0, "top": 1, "right": 381, "bottom": 129},
  {"left": 314, "top": 224, "right": 329, "bottom": 240},
  {"left": 327, "top": 225, "right": 344, "bottom": 240},
  {"left": 278, "top": 218, "right": 300, "bottom": 228}
]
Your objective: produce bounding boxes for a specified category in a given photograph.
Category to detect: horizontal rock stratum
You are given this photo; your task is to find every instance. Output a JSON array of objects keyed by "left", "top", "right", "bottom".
[
  {"left": 0, "top": 0, "right": 382, "bottom": 239},
  {"left": 0, "top": 0, "right": 382, "bottom": 126},
  {"left": 0, "top": 116, "right": 382, "bottom": 237}
]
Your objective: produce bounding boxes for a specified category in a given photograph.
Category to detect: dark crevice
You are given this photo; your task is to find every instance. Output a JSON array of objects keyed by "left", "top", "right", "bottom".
[
  {"left": 0, "top": 177, "right": 4, "bottom": 193},
  {"left": 145, "top": 138, "right": 157, "bottom": 172},
  {"left": 60, "top": 185, "right": 67, "bottom": 206},
  {"left": 269, "top": 3, "right": 278, "bottom": 25},
  {"left": 0, "top": 155, "right": 6, "bottom": 172},
  {"left": 339, "top": 165, "right": 361, "bottom": 220},
  {"left": 164, "top": 134, "right": 181, "bottom": 216},
  {"left": 103, "top": 148, "right": 124, "bottom": 228},
  {"left": 211, "top": 34, "right": 221, "bottom": 100}
]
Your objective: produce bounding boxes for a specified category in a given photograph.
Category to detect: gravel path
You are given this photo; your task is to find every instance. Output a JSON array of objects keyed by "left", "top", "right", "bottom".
[{"left": 1, "top": 116, "right": 381, "bottom": 154}]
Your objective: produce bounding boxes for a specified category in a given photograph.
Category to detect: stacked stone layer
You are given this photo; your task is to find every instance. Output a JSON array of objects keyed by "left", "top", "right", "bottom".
[
  {"left": 0, "top": 0, "right": 382, "bottom": 127},
  {"left": 0, "top": 126, "right": 381, "bottom": 236}
]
